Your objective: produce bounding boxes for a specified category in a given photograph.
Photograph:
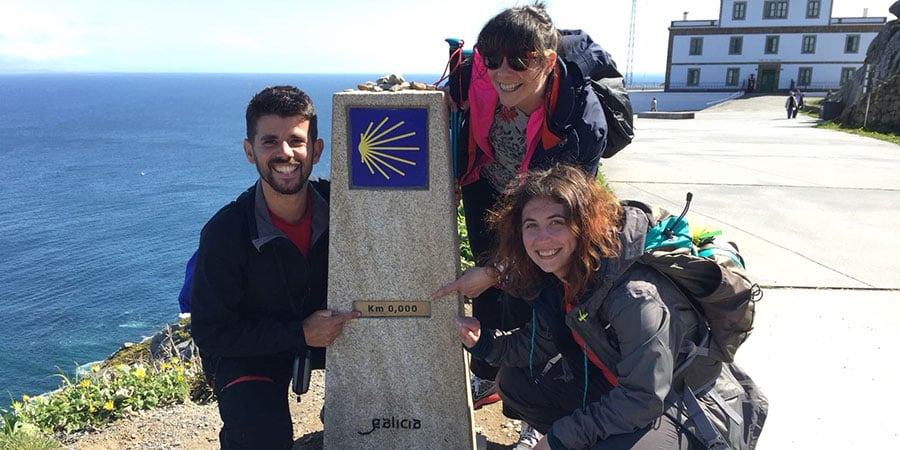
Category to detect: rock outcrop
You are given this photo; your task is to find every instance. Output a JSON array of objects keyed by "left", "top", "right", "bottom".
[
  {"left": 834, "top": 3, "right": 899, "bottom": 133},
  {"left": 103, "top": 318, "right": 196, "bottom": 367}
]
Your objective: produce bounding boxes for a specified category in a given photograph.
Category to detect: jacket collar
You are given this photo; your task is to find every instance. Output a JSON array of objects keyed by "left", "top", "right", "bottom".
[
  {"left": 464, "top": 50, "right": 565, "bottom": 184},
  {"left": 575, "top": 205, "right": 651, "bottom": 306},
  {"left": 250, "top": 179, "right": 329, "bottom": 252}
]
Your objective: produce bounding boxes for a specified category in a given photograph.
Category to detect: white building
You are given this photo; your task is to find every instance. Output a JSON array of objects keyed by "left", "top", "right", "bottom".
[{"left": 665, "top": 0, "right": 886, "bottom": 92}]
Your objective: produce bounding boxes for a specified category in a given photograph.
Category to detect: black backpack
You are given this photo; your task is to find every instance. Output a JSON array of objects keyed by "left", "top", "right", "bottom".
[{"left": 558, "top": 29, "right": 634, "bottom": 157}]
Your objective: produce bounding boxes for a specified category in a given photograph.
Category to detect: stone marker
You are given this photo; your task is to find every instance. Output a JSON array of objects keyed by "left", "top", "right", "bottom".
[{"left": 324, "top": 90, "right": 475, "bottom": 450}]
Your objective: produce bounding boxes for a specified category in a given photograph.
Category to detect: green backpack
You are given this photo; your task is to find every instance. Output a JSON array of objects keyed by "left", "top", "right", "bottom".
[
  {"left": 623, "top": 193, "right": 767, "bottom": 450},
  {"left": 624, "top": 193, "right": 761, "bottom": 365}
]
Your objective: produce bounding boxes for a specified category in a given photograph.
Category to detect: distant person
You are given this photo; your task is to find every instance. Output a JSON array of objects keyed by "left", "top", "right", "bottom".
[
  {"left": 650, "top": 97, "right": 657, "bottom": 112},
  {"left": 747, "top": 74, "right": 755, "bottom": 92},
  {"left": 445, "top": 2, "right": 618, "bottom": 447},
  {"left": 436, "top": 164, "right": 760, "bottom": 449},
  {"left": 191, "top": 86, "right": 359, "bottom": 449},
  {"left": 793, "top": 90, "right": 804, "bottom": 118},
  {"left": 785, "top": 90, "right": 798, "bottom": 119}
]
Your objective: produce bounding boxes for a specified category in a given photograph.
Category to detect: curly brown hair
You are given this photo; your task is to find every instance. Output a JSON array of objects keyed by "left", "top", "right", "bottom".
[{"left": 487, "top": 164, "right": 622, "bottom": 305}]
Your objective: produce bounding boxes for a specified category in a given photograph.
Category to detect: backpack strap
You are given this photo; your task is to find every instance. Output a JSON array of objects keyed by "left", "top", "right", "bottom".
[{"left": 680, "top": 384, "right": 734, "bottom": 450}]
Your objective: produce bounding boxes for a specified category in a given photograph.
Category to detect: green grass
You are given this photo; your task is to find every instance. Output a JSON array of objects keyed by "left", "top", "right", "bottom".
[
  {"left": 9, "top": 358, "right": 197, "bottom": 435},
  {"left": 1, "top": 405, "right": 60, "bottom": 449},
  {"left": 800, "top": 98, "right": 900, "bottom": 145},
  {"left": 815, "top": 121, "right": 900, "bottom": 145},
  {"left": 0, "top": 430, "right": 60, "bottom": 450}
]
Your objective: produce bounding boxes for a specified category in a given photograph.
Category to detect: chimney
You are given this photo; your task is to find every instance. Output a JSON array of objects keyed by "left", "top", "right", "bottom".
[{"left": 683, "top": 11, "right": 689, "bottom": 20}]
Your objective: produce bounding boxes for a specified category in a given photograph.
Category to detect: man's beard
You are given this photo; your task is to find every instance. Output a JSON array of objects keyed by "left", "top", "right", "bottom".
[{"left": 257, "top": 159, "right": 309, "bottom": 195}]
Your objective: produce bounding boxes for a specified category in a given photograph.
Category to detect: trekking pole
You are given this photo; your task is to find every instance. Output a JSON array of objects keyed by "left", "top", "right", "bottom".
[
  {"left": 444, "top": 38, "right": 464, "bottom": 178},
  {"left": 663, "top": 192, "right": 693, "bottom": 239}
]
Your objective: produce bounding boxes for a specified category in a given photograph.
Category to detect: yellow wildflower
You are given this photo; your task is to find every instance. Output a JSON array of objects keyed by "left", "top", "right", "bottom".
[
  {"left": 22, "top": 394, "right": 30, "bottom": 403},
  {"left": 80, "top": 379, "right": 91, "bottom": 388},
  {"left": 91, "top": 364, "right": 101, "bottom": 373},
  {"left": 160, "top": 362, "right": 171, "bottom": 371},
  {"left": 134, "top": 367, "right": 147, "bottom": 379},
  {"left": 104, "top": 401, "right": 114, "bottom": 411},
  {"left": 89, "top": 404, "right": 96, "bottom": 413}
]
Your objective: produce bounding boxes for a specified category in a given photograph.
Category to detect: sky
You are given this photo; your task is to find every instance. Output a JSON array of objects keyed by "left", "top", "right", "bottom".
[{"left": 0, "top": 0, "right": 894, "bottom": 76}]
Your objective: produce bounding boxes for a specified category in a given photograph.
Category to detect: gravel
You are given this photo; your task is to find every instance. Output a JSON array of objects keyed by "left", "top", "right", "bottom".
[{"left": 61, "top": 370, "right": 519, "bottom": 450}]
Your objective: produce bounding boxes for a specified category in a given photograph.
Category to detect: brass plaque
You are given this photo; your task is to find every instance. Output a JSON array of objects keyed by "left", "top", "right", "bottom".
[{"left": 353, "top": 301, "right": 432, "bottom": 318}]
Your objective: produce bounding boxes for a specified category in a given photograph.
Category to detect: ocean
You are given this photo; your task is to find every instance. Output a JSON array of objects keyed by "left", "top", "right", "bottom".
[
  {"left": 0, "top": 72, "right": 723, "bottom": 402},
  {"left": 0, "top": 73, "right": 440, "bottom": 401}
]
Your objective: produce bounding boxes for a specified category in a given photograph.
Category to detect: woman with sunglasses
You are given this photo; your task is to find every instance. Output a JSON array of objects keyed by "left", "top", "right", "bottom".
[
  {"left": 443, "top": 3, "right": 616, "bottom": 446},
  {"left": 443, "top": 164, "right": 707, "bottom": 450}
]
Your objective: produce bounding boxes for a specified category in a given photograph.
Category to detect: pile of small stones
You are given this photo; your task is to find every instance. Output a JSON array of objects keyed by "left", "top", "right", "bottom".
[{"left": 355, "top": 73, "right": 438, "bottom": 92}]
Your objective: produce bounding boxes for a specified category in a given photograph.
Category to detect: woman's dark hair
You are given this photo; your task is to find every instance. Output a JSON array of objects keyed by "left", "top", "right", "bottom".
[
  {"left": 246, "top": 85, "right": 317, "bottom": 142},
  {"left": 488, "top": 164, "right": 622, "bottom": 305},
  {"left": 475, "top": 1, "right": 559, "bottom": 66}
]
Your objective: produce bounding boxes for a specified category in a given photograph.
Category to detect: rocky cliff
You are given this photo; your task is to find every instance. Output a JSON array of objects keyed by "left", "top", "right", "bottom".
[{"left": 835, "top": 2, "right": 900, "bottom": 133}]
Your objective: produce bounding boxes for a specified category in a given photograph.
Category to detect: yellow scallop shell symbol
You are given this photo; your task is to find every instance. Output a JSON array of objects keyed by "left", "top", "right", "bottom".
[{"left": 358, "top": 116, "right": 419, "bottom": 180}]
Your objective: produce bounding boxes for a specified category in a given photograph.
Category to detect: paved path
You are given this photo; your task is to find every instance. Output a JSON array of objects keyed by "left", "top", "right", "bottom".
[{"left": 604, "top": 95, "right": 900, "bottom": 449}]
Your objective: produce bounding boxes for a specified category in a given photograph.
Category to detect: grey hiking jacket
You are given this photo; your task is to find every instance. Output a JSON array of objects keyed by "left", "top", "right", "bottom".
[{"left": 470, "top": 205, "right": 702, "bottom": 448}]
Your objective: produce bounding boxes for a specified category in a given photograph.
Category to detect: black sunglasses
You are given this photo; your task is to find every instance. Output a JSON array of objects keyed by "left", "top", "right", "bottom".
[{"left": 481, "top": 51, "right": 539, "bottom": 72}]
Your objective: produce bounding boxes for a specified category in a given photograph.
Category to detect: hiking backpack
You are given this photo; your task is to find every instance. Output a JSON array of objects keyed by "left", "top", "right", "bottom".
[
  {"left": 558, "top": 29, "right": 634, "bottom": 157},
  {"left": 623, "top": 193, "right": 768, "bottom": 450}
]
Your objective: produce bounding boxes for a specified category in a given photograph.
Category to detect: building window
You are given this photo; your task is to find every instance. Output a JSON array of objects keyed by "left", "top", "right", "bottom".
[
  {"left": 806, "top": 0, "right": 821, "bottom": 18},
  {"left": 687, "top": 69, "right": 701, "bottom": 86},
  {"left": 801, "top": 35, "right": 817, "bottom": 54},
  {"left": 726, "top": 68, "right": 740, "bottom": 86},
  {"left": 733, "top": 1, "right": 747, "bottom": 20},
  {"left": 729, "top": 36, "right": 744, "bottom": 55},
  {"left": 689, "top": 37, "right": 703, "bottom": 55},
  {"left": 763, "top": 1, "right": 789, "bottom": 19},
  {"left": 765, "top": 36, "right": 780, "bottom": 54},
  {"left": 798, "top": 67, "right": 813, "bottom": 86},
  {"left": 845, "top": 35, "right": 861, "bottom": 53},
  {"left": 841, "top": 67, "right": 856, "bottom": 84}
]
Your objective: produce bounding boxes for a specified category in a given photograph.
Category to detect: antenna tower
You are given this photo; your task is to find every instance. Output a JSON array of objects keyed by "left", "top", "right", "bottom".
[{"left": 625, "top": 0, "right": 637, "bottom": 86}]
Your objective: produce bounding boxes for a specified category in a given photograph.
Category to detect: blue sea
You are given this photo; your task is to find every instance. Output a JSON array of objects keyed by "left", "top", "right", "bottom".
[{"left": 0, "top": 73, "right": 444, "bottom": 401}]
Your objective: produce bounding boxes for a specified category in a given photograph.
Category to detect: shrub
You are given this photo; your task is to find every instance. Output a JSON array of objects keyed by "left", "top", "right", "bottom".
[
  {"left": 11, "top": 358, "right": 196, "bottom": 434},
  {"left": 1, "top": 405, "right": 59, "bottom": 450},
  {"left": 0, "top": 431, "right": 60, "bottom": 450}
]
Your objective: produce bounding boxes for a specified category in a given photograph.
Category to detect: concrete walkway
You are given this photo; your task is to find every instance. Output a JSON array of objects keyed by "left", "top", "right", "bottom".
[{"left": 604, "top": 95, "right": 900, "bottom": 449}]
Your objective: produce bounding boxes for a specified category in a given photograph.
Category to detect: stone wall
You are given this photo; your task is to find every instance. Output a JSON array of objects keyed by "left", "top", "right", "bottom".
[{"left": 835, "top": 3, "right": 900, "bottom": 133}]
